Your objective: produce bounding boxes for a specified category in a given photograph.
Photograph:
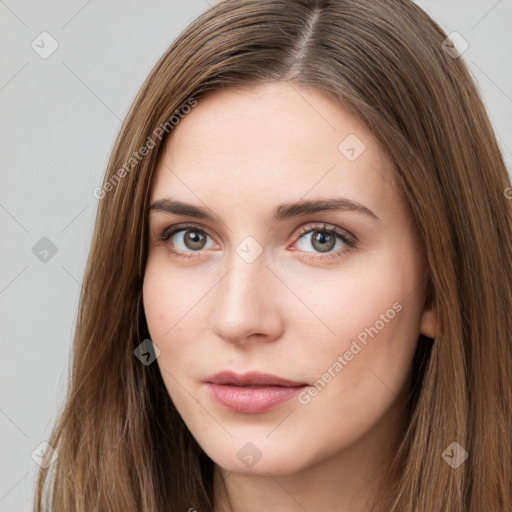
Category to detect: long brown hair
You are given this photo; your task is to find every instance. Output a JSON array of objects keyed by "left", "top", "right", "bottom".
[{"left": 35, "top": 0, "right": 512, "bottom": 510}]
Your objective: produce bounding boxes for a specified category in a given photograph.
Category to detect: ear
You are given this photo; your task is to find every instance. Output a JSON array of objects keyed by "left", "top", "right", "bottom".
[{"left": 419, "top": 298, "right": 436, "bottom": 339}]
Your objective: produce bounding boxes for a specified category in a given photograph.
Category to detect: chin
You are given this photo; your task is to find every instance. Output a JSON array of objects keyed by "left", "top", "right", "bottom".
[{"left": 201, "top": 438, "right": 316, "bottom": 477}]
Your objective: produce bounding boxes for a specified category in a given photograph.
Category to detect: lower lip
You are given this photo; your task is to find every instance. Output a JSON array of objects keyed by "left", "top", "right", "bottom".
[{"left": 206, "top": 383, "right": 306, "bottom": 413}]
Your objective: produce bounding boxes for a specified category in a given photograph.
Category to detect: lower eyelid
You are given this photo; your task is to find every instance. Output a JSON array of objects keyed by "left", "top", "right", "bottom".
[
  {"left": 294, "top": 232, "right": 350, "bottom": 249},
  {"left": 166, "top": 228, "right": 216, "bottom": 250},
  {"left": 158, "top": 224, "right": 356, "bottom": 257}
]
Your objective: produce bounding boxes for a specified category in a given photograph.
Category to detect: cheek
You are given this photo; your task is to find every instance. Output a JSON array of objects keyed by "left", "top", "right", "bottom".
[
  {"left": 290, "top": 254, "right": 423, "bottom": 389},
  {"left": 142, "top": 258, "right": 211, "bottom": 388},
  {"left": 142, "top": 256, "right": 207, "bottom": 340},
  {"left": 142, "top": 271, "right": 170, "bottom": 345}
]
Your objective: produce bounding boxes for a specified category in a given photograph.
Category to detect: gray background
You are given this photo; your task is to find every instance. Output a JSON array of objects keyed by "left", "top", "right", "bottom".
[{"left": 1, "top": 1, "right": 511, "bottom": 510}]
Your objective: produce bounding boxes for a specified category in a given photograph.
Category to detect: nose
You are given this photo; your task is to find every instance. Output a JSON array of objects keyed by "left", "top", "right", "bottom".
[{"left": 209, "top": 251, "right": 285, "bottom": 345}]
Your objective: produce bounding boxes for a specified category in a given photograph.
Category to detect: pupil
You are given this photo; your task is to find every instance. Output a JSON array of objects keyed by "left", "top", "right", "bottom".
[
  {"left": 313, "top": 232, "right": 335, "bottom": 252},
  {"left": 186, "top": 231, "right": 205, "bottom": 249}
]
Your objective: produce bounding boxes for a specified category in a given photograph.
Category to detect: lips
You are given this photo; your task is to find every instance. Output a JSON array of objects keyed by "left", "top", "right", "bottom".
[
  {"left": 206, "top": 370, "right": 307, "bottom": 387},
  {"left": 204, "top": 371, "right": 308, "bottom": 413}
]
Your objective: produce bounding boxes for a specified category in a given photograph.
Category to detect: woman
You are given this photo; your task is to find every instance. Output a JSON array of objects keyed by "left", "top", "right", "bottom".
[{"left": 35, "top": 0, "right": 512, "bottom": 511}]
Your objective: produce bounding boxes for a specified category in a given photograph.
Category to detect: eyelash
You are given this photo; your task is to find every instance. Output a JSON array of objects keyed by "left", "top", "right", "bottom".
[{"left": 154, "top": 222, "right": 357, "bottom": 262}]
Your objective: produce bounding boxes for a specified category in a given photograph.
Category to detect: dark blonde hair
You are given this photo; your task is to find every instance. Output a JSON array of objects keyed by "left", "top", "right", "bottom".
[{"left": 35, "top": 0, "right": 512, "bottom": 510}]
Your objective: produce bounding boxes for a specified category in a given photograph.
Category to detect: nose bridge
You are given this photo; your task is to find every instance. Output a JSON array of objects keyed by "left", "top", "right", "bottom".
[
  {"left": 210, "top": 242, "right": 281, "bottom": 342},
  {"left": 220, "top": 231, "right": 269, "bottom": 301},
  {"left": 219, "top": 247, "right": 268, "bottom": 315}
]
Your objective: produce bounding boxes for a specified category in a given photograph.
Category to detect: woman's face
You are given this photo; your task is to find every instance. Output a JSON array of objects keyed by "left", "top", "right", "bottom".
[{"left": 143, "top": 81, "right": 435, "bottom": 477}]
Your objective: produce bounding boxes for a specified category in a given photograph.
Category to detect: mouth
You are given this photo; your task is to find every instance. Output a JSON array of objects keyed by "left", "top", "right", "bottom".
[{"left": 204, "top": 370, "right": 308, "bottom": 414}]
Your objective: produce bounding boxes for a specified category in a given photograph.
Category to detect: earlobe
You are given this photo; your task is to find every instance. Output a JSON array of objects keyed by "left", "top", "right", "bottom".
[{"left": 419, "top": 305, "right": 436, "bottom": 339}]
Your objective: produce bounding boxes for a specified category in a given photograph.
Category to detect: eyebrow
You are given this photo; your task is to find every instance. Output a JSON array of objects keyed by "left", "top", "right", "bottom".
[{"left": 149, "top": 197, "right": 380, "bottom": 224}]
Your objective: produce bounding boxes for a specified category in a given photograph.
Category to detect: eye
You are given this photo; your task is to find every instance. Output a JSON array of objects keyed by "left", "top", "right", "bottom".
[
  {"left": 155, "top": 223, "right": 216, "bottom": 260},
  {"left": 154, "top": 222, "right": 357, "bottom": 261},
  {"left": 291, "top": 223, "right": 357, "bottom": 261}
]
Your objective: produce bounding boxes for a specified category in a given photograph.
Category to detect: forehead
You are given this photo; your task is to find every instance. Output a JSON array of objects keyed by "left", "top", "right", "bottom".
[{"left": 150, "top": 81, "right": 405, "bottom": 221}]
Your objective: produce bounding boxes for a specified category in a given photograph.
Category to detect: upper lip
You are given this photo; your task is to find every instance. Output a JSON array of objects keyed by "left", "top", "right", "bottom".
[{"left": 205, "top": 370, "right": 307, "bottom": 387}]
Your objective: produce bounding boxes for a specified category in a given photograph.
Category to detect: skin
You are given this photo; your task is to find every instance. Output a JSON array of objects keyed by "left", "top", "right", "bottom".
[{"left": 143, "top": 81, "right": 436, "bottom": 512}]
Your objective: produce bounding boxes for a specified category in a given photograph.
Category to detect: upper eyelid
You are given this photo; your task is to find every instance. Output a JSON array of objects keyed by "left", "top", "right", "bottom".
[
  {"left": 158, "top": 221, "right": 355, "bottom": 246},
  {"left": 295, "top": 222, "right": 355, "bottom": 239},
  {"left": 158, "top": 222, "right": 217, "bottom": 241}
]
